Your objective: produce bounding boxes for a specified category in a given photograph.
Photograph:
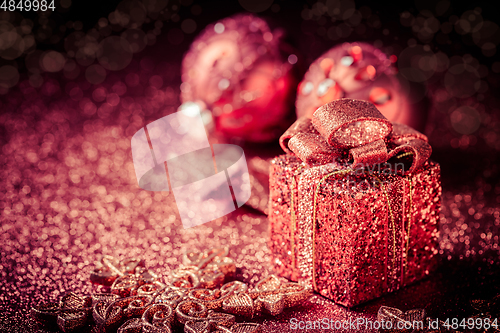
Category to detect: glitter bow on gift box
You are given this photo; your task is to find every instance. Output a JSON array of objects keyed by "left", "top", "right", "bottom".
[
  {"left": 32, "top": 249, "right": 312, "bottom": 332},
  {"left": 269, "top": 98, "right": 441, "bottom": 307},
  {"left": 280, "top": 98, "right": 432, "bottom": 173}
]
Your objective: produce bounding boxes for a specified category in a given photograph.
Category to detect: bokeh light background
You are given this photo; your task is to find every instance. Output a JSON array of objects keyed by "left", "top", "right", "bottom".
[{"left": 1, "top": 0, "right": 500, "bottom": 332}]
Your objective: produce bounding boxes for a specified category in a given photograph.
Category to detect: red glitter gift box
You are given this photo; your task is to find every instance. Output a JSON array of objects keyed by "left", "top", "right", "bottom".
[{"left": 268, "top": 99, "right": 441, "bottom": 307}]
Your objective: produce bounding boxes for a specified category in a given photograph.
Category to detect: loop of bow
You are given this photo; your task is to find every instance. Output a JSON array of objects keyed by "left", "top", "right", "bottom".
[{"left": 280, "top": 99, "right": 432, "bottom": 175}]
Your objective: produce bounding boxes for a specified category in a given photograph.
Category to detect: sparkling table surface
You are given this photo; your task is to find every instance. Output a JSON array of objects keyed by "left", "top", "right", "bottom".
[{"left": 1, "top": 1, "right": 500, "bottom": 332}]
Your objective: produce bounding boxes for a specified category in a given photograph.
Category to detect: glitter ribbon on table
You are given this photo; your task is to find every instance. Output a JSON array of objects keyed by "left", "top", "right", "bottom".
[
  {"left": 269, "top": 98, "right": 441, "bottom": 307},
  {"left": 32, "top": 249, "right": 311, "bottom": 332}
]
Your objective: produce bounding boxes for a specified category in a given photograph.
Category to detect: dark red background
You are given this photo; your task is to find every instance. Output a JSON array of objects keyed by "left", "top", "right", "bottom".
[{"left": 1, "top": 0, "right": 499, "bottom": 332}]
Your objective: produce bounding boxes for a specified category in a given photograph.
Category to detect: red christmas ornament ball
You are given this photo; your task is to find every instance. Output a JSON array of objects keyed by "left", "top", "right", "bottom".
[
  {"left": 181, "top": 14, "right": 298, "bottom": 142},
  {"left": 296, "top": 42, "right": 428, "bottom": 132}
]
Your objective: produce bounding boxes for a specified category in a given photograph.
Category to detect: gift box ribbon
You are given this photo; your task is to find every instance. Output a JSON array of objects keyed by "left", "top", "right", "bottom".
[
  {"left": 279, "top": 99, "right": 432, "bottom": 298},
  {"left": 279, "top": 98, "right": 431, "bottom": 175}
]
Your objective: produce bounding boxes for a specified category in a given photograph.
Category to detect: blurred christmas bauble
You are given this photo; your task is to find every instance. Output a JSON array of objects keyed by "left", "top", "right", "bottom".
[
  {"left": 181, "top": 14, "right": 299, "bottom": 142},
  {"left": 296, "top": 42, "right": 429, "bottom": 132}
]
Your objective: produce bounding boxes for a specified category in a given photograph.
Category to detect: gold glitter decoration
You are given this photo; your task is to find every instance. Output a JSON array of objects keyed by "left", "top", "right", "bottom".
[
  {"left": 92, "top": 299, "right": 125, "bottom": 332},
  {"left": 32, "top": 249, "right": 308, "bottom": 332},
  {"left": 111, "top": 295, "right": 153, "bottom": 319},
  {"left": 116, "top": 303, "right": 175, "bottom": 333},
  {"left": 155, "top": 287, "right": 187, "bottom": 308},
  {"left": 289, "top": 165, "right": 305, "bottom": 278},
  {"left": 169, "top": 266, "right": 201, "bottom": 290},
  {"left": 404, "top": 177, "right": 413, "bottom": 276},
  {"left": 222, "top": 293, "right": 255, "bottom": 318},
  {"left": 90, "top": 256, "right": 145, "bottom": 286},
  {"left": 132, "top": 281, "right": 166, "bottom": 297},
  {"left": 220, "top": 281, "right": 248, "bottom": 295},
  {"left": 92, "top": 294, "right": 121, "bottom": 306},
  {"left": 56, "top": 308, "right": 91, "bottom": 333},
  {"left": 183, "top": 314, "right": 262, "bottom": 333},
  {"left": 117, "top": 318, "right": 155, "bottom": 333},
  {"left": 377, "top": 305, "right": 467, "bottom": 333},
  {"left": 377, "top": 305, "right": 426, "bottom": 332},
  {"left": 31, "top": 292, "right": 92, "bottom": 332},
  {"left": 188, "top": 288, "right": 225, "bottom": 310},
  {"left": 221, "top": 274, "right": 312, "bottom": 318},
  {"left": 175, "top": 299, "right": 209, "bottom": 325}
]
